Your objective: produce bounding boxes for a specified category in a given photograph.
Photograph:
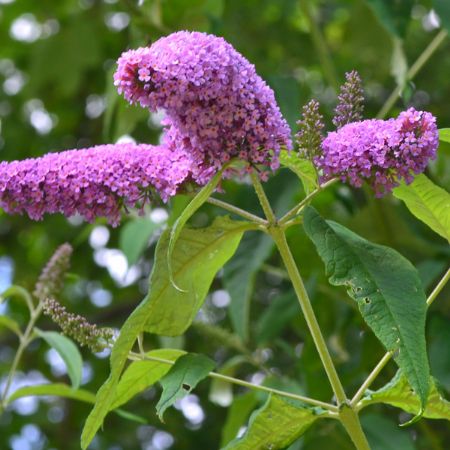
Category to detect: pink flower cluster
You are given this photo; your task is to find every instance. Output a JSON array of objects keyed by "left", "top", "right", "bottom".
[
  {"left": 114, "top": 31, "right": 292, "bottom": 184},
  {"left": 317, "top": 108, "right": 439, "bottom": 195},
  {"left": 0, "top": 144, "right": 192, "bottom": 226}
]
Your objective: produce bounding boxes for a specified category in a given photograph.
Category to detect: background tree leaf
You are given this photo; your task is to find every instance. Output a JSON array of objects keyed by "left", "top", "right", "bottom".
[
  {"left": 359, "top": 371, "right": 450, "bottom": 421},
  {"left": 433, "top": 0, "right": 450, "bottom": 32},
  {"left": 393, "top": 174, "right": 450, "bottom": 242},
  {"left": 224, "top": 394, "right": 325, "bottom": 450},
  {"left": 35, "top": 330, "right": 83, "bottom": 390},
  {"left": 119, "top": 217, "right": 160, "bottom": 265},
  {"left": 364, "top": 0, "right": 413, "bottom": 38},
  {"left": 0, "top": 315, "right": 21, "bottom": 337},
  {"left": 156, "top": 353, "right": 215, "bottom": 421},
  {"left": 303, "top": 206, "right": 430, "bottom": 409},
  {"left": 7, "top": 383, "right": 95, "bottom": 404}
]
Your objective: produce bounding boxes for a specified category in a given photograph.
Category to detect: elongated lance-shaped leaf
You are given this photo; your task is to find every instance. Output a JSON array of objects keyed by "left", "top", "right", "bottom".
[
  {"left": 81, "top": 216, "right": 252, "bottom": 449},
  {"left": 36, "top": 330, "right": 83, "bottom": 389},
  {"left": 156, "top": 353, "right": 215, "bottom": 421},
  {"left": 303, "top": 206, "right": 430, "bottom": 409},
  {"left": 224, "top": 394, "right": 325, "bottom": 450},
  {"left": 110, "top": 349, "right": 185, "bottom": 410},
  {"left": 280, "top": 149, "right": 318, "bottom": 195},
  {"left": 168, "top": 169, "right": 224, "bottom": 289},
  {"left": 393, "top": 174, "right": 450, "bottom": 243},
  {"left": 359, "top": 370, "right": 450, "bottom": 421}
]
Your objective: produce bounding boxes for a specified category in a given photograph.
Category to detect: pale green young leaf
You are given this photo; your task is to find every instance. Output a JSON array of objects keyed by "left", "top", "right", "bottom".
[
  {"left": 224, "top": 394, "right": 325, "bottom": 450},
  {"left": 439, "top": 128, "right": 450, "bottom": 143},
  {"left": 81, "top": 216, "right": 251, "bottom": 448},
  {"left": 220, "top": 392, "right": 259, "bottom": 447},
  {"left": 168, "top": 169, "right": 223, "bottom": 288},
  {"left": 280, "top": 150, "right": 318, "bottom": 195},
  {"left": 110, "top": 349, "right": 185, "bottom": 410},
  {"left": 393, "top": 174, "right": 450, "bottom": 242},
  {"left": 304, "top": 206, "right": 430, "bottom": 409},
  {"left": 359, "top": 371, "right": 450, "bottom": 421},
  {"left": 0, "top": 285, "right": 33, "bottom": 311},
  {"left": 36, "top": 330, "right": 83, "bottom": 390},
  {"left": 119, "top": 217, "right": 160, "bottom": 265},
  {"left": 0, "top": 315, "right": 21, "bottom": 337},
  {"left": 156, "top": 353, "right": 215, "bottom": 421}
]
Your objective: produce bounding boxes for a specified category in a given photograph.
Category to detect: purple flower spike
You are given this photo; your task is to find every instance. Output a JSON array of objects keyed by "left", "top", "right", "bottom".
[
  {"left": 114, "top": 31, "right": 292, "bottom": 184},
  {"left": 0, "top": 143, "right": 193, "bottom": 226},
  {"left": 318, "top": 108, "right": 439, "bottom": 196}
]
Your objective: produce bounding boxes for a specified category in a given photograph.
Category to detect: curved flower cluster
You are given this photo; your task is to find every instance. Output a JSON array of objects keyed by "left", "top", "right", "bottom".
[
  {"left": 0, "top": 143, "right": 193, "bottom": 226},
  {"left": 114, "top": 31, "right": 292, "bottom": 184},
  {"left": 317, "top": 108, "right": 438, "bottom": 196}
]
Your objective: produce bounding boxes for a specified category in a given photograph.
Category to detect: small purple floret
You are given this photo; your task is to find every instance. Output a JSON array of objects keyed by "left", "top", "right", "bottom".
[
  {"left": 317, "top": 108, "right": 439, "bottom": 196},
  {"left": 114, "top": 31, "right": 292, "bottom": 183},
  {"left": 0, "top": 143, "right": 192, "bottom": 226}
]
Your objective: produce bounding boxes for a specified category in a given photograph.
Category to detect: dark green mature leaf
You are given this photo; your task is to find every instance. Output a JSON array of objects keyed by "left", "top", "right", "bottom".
[
  {"left": 224, "top": 232, "right": 273, "bottom": 341},
  {"left": 221, "top": 392, "right": 259, "bottom": 447},
  {"left": 303, "top": 207, "right": 430, "bottom": 409},
  {"left": 433, "top": 0, "right": 450, "bottom": 32},
  {"left": 280, "top": 150, "right": 318, "bottom": 195},
  {"left": 36, "top": 330, "right": 83, "bottom": 389},
  {"left": 361, "top": 413, "right": 416, "bottom": 450},
  {"left": 156, "top": 353, "right": 215, "bottom": 420},
  {"left": 110, "top": 349, "right": 185, "bottom": 410},
  {"left": 224, "top": 394, "right": 324, "bottom": 450},
  {"left": 429, "top": 315, "right": 450, "bottom": 391},
  {"left": 365, "top": 0, "right": 413, "bottom": 37},
  {"left": 81, "top": 216, "right": 251, "bottom": 448},
  {"left": 360, "top": 371, "right": 450, "bottom": 421},
  {"left": 119, "top": 217, "right": 160, "bottom": 265},
  {"left": 393, "top": 174, "right": 450, "bottom": 242}
]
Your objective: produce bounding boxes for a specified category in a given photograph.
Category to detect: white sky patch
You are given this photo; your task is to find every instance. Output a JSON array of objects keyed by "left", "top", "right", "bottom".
[
  {"left": 151, "top": 430, "right": 174, "bottom": 450},
  {"left": 24, "top": 99, "right": 56, "bottom": 135},
  {"left": 89, "top": 225, "right": 110, "bottom": 249},
  {"left": 45, "top": 348, "right": 67, "bottom": 378},
  {"left": 150, "top": 208, "right": 168, "bottom": 224},
  {"left": 423, "top": 9, "right": 441, "bottom": 31},
  {"left": 89, "top": 287, "right": 112, "bottom": 307},
  {"left": 85, "top": 94, "right": 106, "bottom": 119},
  {"left": 10, "top": 14, "right": 42, "bottom": 42},
  {"left": 115, "top": 134, "right": 136, "bottom": 144},
  {"left": 105, "top": 12, "right": 130, "bottom": 31},
  {"left": 175, "top": 395, "right": 205, "bottom": 426},
  {"left": 211, "top": 289, "right": 231, "bottom": 308}
]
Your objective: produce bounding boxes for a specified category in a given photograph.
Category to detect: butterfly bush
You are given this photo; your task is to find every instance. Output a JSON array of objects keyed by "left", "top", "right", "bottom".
[
  {"left": 0, "top": 143, "right": 193, "bottom": 226},
  {"left": 114, "top": 31, "right": 292, "bottom": 184},
  {"left": 317, "top": 108, "right": 439, "bottom": 195}
]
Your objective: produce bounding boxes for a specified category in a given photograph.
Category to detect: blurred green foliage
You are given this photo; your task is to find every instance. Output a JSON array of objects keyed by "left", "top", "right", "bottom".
[{"left": 0, "top": 0, "right": 449, "bottom": 449}]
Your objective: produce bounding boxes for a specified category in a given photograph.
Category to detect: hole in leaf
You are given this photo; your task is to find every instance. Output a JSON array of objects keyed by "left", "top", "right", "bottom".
[
  {"left": 364, "top": 298, "right": 371, "bottom": 304},
  {"left": 182, "top": 383, "right": 191, "bottom": 391},
  {"left": 355, "top": 287, "right": 362, "bottom": 293}
]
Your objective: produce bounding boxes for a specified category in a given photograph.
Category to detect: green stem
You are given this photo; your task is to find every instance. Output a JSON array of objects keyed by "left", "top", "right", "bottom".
[
  {"left": 300, "top": 1, "right": 339, "bottom": 91},
  {"left": 352, "top": 266, "right": 450, "bottom": 407},
  {"left": 377, "top": 29, "right": 447, "bottom": 119},
  {"left": 339, "top": 405, "right": 372, "bottom": 450},
  {"left": 250, "top": 172, "right": 277, "bottom": 224},
  {"left": 1, "top": 303, "right": 42, "bottom": 406},
  {"left": 128, "top": 352, "right": 338, "bottom": 412},
  {"left": 206, "top": 197, "right": 268, "bottom": 226}
]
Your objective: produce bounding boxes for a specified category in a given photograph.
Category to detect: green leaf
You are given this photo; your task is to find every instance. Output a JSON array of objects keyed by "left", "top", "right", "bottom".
[
  {"left": 221, "top": 392, "right": 259, "bottom": 447},
  {"left": 119, "top": 217, "right": 160, "bottom": 265},
  {"left": 81, "top": 216, "right": 251, "bottom": 449},
  {"left": 280, "top": 150, "right": 318, "bottom": 195},
  {"left": 224, "top": 394, "right": 324, "bottom": 450},
  {"left": 156, "top": 353, "right": 215, "bottom": 421},
  {"left": 36, "top": 330, "right": 83, "bottom": 389},
  {"left": 393, "top": 174, "right": 450, "bottom": 242},
  {"left": 361, "top": 413, "right": 416, "bottom": 450},
  {"left": 433, "top": 0, "right": 450, "bottom": 32},
  {"left": 439, "top": 128, "right": 450, "bottom": 144},
  {"left": 0, "top": 285, "right": 33, "bottom": 310},
  {"left": 110, "top": 349, "right": 185, "bottom": 410},
  {"left": 224, "top": 232, "right": 273, "bottom": 341},
  {"left": 7, "top": 383, "right": 95, "bottom": 404},
  {"left": 364, "top": 0, "right": 413, "bottom": 38},
  {"left": 359, "top": 371, "right": 450, "bottom": 421},
  {"left": 168, "top": 169, "right": 224, "bottom": 288},
  {"left": 0, "top": 315, "right": 21, "bottom": 337},
  {"left": 303, "top": 206, "right": 430, "bottom": 409}
]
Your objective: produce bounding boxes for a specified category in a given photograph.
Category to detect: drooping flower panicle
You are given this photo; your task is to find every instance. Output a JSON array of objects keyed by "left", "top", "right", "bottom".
[
  {"left": 114, "top": 31, "right": 292, "bottom": 184},
  {"left": 295, "top": 99, "right": 324, "bottom": 159},
  {"left": 317, "top": 108, "right": 439, "bottom": 196},
  {"left": 0, "top": 143, "right": 192, "bottom": 226},
  {"left": 34, "top": 243, "right": 73, "bottom": 301},
  {"left": 333, "top": 70, "right": 364, "bottom": 129}
]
